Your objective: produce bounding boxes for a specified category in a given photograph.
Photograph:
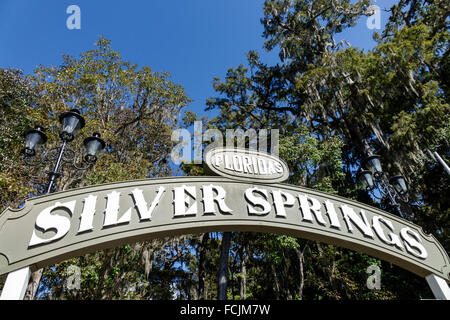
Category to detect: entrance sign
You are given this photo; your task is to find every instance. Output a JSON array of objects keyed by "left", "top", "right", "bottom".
[
  {"left": 0, "top": 147, "right": 449, "bottom": 299},
  {"left": 205, "top": 147, "right": 289, "bottom": 183},
  {"left": 0, "top": 176, "right": 449, "bottom": 282}
]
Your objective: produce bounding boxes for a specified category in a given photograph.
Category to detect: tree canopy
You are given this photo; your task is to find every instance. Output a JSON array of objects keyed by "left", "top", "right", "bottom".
[{"left": 200, "top": 0, "right": 449, "bottom": 299}]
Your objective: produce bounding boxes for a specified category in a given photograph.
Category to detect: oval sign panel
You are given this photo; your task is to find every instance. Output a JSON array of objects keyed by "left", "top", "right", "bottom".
[{"left": 205, "top": 147, "right": 290, "bottom": 183}]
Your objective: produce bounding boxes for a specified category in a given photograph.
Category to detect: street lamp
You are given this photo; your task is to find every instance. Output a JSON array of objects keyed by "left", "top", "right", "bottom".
[
  {"left": 59, "top": 109, "right": 86, "bottom": 142},
  {"left": 364, "top": 155, "right": 383, "bottom": 178},
  {"left": 389, "top": 175, "right": 408, "bottom": 196},
  {"left": 23, "top": 125, "right": 47, "bottom": 156},
  {"left": 356, "top": 154, "right": 412, "bottom": 220},
  {"left": 83, "top": 132, "right": 106, "bottom": 163},
  {"left": 356, "top": 170, "right": 375, "bottom": 192},
  {"left": 23, "top": 109, "right": 105, "bottom": 194}
]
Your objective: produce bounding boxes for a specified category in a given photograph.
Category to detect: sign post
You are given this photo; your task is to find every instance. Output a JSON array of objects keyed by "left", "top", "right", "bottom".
[
  {"left": 426, "top": 274, "right": 450, "bottom": 300},
  {"left": 0, "top": 266, "right": 31, "bottom": 300}
]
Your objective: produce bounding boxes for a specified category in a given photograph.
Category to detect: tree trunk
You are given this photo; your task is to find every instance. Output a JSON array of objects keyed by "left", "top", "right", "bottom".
[
  {"left": 295, "top": 241, "right": 309, "bottom": 300},
  {"left": 217, "top": 232, "right": 232, "bottom": 300},
  {"left": 24, "top": 268, "right": 43, "bottom": 300},
  {"left": 198, "top": 232, "right": 210, "bottom": 300},
  {"left": 239, "top": 245, "right": 248, "bottom": 300},
  {"left": 271, "top": 263, "right": 281, "bottom": 299}
]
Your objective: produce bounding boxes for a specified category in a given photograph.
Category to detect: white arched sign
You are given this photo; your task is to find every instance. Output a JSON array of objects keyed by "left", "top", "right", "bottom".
[{"left": 0, "top": 148, "right": 449, "bottom": 299}]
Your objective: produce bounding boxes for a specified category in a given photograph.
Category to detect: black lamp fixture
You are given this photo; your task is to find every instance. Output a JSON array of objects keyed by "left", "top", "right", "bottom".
[
  {"left": 357, "top": 170, "right": 375, "bottom": 192},
  {"left": 24, "top": 125, "right": 47, "bottom": 156},
  {"left": 22, "top": 109, "right": 105, "bottom": 194},
  {"left": 83, "top": 132, "right": 106, "bottom": 163},
  {"left": 364, "top": 155, "right": 383, "bottom": 177},
  {"left": 59, "top": 109, "right": 86, "bottom": 142},
  {"left": 356, "top": 153, "right": 411, "bottom": 220},
  {"left": 389, "top": 175, "right": 408, "bottom": 196}
]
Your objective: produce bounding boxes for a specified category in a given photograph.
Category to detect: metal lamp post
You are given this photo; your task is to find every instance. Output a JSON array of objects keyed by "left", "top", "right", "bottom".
[
  {"left": 356, "top": 154, "right": 450, "bottom": 299},
  {"left": 356, "top": 154, "right": 412, "bottom": 221},
  {"left": 23, "top": 109, "right": 105, "bottom": 195},
  {"left": 18, "top": 108, "right": 105, "bottom": 300}
]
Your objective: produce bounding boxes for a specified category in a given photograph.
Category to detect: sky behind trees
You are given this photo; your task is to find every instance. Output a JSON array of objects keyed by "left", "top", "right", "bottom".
[{"left": 0, "top": 0, "right": 395, "bottom": 119}]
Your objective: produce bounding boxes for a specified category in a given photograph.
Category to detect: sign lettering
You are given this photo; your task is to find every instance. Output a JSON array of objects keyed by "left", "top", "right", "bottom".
[
  {"left": 0, "top": 148, "right": 448, "bottom": 287},
  {"left": 0, "top": 177, "right": 448, "bottom": 281}
]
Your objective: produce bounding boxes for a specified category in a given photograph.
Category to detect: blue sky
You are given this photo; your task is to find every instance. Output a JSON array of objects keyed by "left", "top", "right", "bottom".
[{"left": 0, "top": 0, "right": 395, "bottom": 118}]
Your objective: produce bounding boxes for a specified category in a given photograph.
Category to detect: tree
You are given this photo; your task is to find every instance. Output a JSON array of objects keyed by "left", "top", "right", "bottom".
[
  {"left": 0, "top": 68, "right": 42, "bottom": 212},
  {"left": 0, "top": 37, "right": 192, "bottom": 299},
  {"left": 204, "top": 0, "right": 448, "bottom": 299}
]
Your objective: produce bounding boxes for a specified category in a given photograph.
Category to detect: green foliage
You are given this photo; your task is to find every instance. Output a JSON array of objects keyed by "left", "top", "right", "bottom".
[
  {"left": 0, "top": 37, "right": 192, "bottom": 300},
  {"left": 201, "top": 0, "right": 448, "bottom": 300}
]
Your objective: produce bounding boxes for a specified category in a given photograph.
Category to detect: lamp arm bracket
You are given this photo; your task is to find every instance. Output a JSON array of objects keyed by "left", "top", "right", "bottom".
[
  {"left": 22, "top": 154, "right": 45, "bottom": 167},
  {"left": 71, "top": 160, "right": 93, "bottom": 171}
]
